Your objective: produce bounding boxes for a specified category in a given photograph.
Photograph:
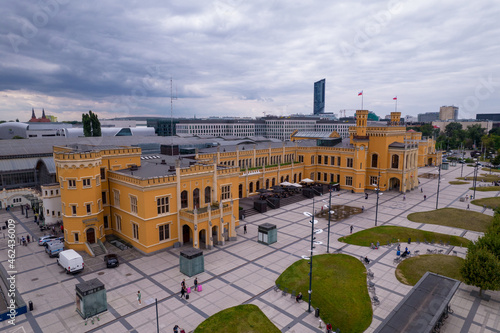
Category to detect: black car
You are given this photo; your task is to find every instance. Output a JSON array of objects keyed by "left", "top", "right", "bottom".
[{"left": 104, "top": 254, "right": 119, "bottom": 268}]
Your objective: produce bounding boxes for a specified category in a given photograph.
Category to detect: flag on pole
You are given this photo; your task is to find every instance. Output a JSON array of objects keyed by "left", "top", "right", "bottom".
[
  {"left": 393, "top": 96, "right": 397, "bottom": 100},
  {"left": 358, "top": 91, "right": 363, "bottom": 96}
]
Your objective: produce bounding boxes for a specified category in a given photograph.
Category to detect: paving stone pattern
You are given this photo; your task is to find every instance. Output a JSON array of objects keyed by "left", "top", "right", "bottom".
[{"left": 0, "top": 164, "right": 499, "bottom": 332}]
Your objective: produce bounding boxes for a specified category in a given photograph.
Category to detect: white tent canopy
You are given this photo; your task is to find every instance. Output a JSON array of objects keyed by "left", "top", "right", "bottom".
[
  {"left": 300, "top": 178, "right": 314, "bottom": 183},
  {"left": 280, "top": 181, "right": 293, "bottom": 186}
]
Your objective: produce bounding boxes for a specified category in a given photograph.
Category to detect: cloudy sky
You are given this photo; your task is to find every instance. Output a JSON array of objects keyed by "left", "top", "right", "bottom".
[{"left": 1, "top": 0, "right": 499, "bottom": 122}]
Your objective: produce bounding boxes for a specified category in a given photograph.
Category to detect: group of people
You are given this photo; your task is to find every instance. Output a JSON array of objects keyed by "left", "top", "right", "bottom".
[
  {"left": 180, "top": 277, "right": 200, "bottom": 299},
  {"left": 20, "top": 235, "right": 30, "bottom": 246}
]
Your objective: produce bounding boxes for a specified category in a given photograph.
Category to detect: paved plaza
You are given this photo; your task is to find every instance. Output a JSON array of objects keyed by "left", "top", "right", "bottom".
[{"left": 1, "top": 164, "right": 500, "bottom": 333}]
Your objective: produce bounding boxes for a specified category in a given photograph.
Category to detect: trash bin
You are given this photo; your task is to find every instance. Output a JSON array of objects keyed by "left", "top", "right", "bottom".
[
  {"left": 315, "top": 307, "right": 320, "bottom": 318},
  {"left": 408, "top": 238, "right": 411, "bottom": 244},
  {"left": 397, "top": 250, "right": 401, "bottom": 256},
  {"left": 29, "top": 301, "right": 33, "bottom": 311}
]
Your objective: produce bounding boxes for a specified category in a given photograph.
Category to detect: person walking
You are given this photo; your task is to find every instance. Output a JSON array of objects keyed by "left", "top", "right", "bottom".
[
  {"left": 403, "top": 195, "right": 406, "bottom": 201},
  {"left": 243, "top": 224, "right": 247, "bottom": 234},
  {"left": 181, "top": 279, "right": 186, "bottom": 289},
  {"left": 467, "top": 204, "right": 470, "bottom": 210},
  {"left": 424, "top": 195, "right": 427, "bottom": 200},
  {"left": 180, "top": 286, "right": 186, "bottom": 299},
  {"left": 350, "top": 225, "right": 353, "bottom": 234},
  {"left": 137, "top": 291, "right": 141, "bottom": 304},
  {"left": 421, "top": 188, "right": 423, "bottom": 193},
  {"left": 194, "top": 277, "right": 198, "bottom": 291},
  {"left": 173, "top": 325, "right": 180, "bottom": 333},
  {"left": 27, "top": 235, "right": 30, "bottom": 243}
]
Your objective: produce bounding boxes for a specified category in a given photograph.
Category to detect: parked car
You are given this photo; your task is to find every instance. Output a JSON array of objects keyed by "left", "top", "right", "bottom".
[
  {"left": 104, "top": 254, "right": 119, "bottom": 268},
  {"left": 38, "top": 235, "right": 58, "bottom": 246}
]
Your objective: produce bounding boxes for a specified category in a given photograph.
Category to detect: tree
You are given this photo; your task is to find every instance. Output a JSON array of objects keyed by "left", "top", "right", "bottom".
[
  {"left": 461, "top": 244, "right": 500, "bottom": 297},
  {"left": 445, "top": 122, "right": 463, "bottom": 137},
  {"left": 466, "top": 124, "right": 486, "bottom": 148},
  {"left": 82, "top": 112, "right": 91, "bottom": 137},
  {"left": 82, "top": 110, "right": 101, "bottom": 137}
]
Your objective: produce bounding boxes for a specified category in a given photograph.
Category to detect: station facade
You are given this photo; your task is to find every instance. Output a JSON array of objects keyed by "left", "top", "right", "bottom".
[{"left": 54, "top": 111, "right": 440, "bottom": 255}]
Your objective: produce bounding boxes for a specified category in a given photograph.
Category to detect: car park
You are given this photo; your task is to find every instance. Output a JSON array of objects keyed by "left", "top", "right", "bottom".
[
  {"left": 104, "top": 254, "right": 119, "bottom": 268},
  {"left": 38, "top": 235, "right": 58, "bottom": 246}
]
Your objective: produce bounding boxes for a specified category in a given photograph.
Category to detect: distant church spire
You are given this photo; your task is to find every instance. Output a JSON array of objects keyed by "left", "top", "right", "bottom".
[
  {"left": 42, "top": 108, "right": 46, "bottom": 119},
  {"left": 31, "top": 108, "right": 36, "bottom": 119}
]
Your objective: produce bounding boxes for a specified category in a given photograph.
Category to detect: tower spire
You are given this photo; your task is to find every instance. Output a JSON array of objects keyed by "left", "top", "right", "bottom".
[
  {"left": 42, "top": 108, "right": 46, "bottom": 119},
  {"left": 31, "top": 108, "right": 36, "bottom": 119}
]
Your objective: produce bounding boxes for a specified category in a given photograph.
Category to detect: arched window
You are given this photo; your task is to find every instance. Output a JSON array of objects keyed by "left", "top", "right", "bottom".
[
  {"left": 249, "top": 182, "right": 254, "bottom": 193},
  {"left": 193, "top": 189, "right": 200, "bottom": 208},
  {"left": 238, "top": 184, "right": 243, "bottom": 198},
  {"left": 272, "top": 178, "right": 276, "bottom": 187},
  {"left": 266, "top": 179, "right": 269, "bottom": 189},
  {"left": 181, "top": 191, "right": 188, "bottom": 209},
  {"left": 391, "top": 155, "right": 399, "bottom": 169},
  {"left": 280, "top": 176, "right": 284, "bottom": 183},
  {"left": 204, "top": 186, "right": 211, "bottom": 204},
  {"left": 299, "top": 173, "right": 302, "bottom": 181},
  {"left": 371, "top": 154, "right": 378, "bottom": 168},
  {"left": 256, "top": 181, "right": 260, "bottom": 191},
  {"left": 311, "top": 156, "right": 315, "bottom": 164},
  {"left": 294, "top": 174, "right": 297, "bottom": 183}
]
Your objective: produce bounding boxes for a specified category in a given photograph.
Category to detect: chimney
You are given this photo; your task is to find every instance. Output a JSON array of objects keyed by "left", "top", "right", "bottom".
[{"left": 161, "top": 159, "right": 166, "bottom": 165}]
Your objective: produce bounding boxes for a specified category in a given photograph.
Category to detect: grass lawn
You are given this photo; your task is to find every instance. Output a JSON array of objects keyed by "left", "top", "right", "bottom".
[
  {"left": 339, "top": 226, "right": 469, "bottom": 247},
  {"left": 449, "top": 181, "right": 470, "bottom": 185},
  {"left": 482, "top": 167, "right": 500, "bottom": 173},
  {"left": 407, "top": 208, "right": 492, "bottom": 232},
  {"left": 471, "top": 197, "right": 500, "bottom": 209},
  {"left": 469, "top": 186, "right": 500, "bottom": 192},
  {"left": 458, "top": 174, "right": 500, "bottom": 182},
  {"left": 194, "top": 304, "right": 280, "bottom": 333},
  {"left": 276, "top": 254, "right": 372, "bottom": 333},
  {"left": 395, "top": 255, "right": 465, "bottom": 285}
]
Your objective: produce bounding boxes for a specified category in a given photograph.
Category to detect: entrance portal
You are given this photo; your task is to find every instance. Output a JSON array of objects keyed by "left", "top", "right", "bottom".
[
  {"left": 86, "top": 228, "right": 95, "bottom": 244},
  {"left": 182, "top": 225, "right": 192, "bottom": 244},
  {"left": 389, "top": 177, "right": 401, "bottom": 191}
]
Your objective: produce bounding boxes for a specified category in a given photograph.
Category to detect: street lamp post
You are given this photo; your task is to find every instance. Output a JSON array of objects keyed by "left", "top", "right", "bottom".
[
  {"left": 436, "top": 164, "right": 442, "bottom": 210},
  {"left": 326, "top": 189, "right": 332, "bottom": 253},
  {"left": 473, "top": 160, "right": 479, "bottom": 200},
  {"left": 308, "top": 198, "right": 315, "bottom": 313}
]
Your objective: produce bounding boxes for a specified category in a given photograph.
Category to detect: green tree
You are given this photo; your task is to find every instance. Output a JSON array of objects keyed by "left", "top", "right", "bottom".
[
  {"left": 466, "top": 124, "right": 486, "bottom": 148},
  {"left": 82, "top": 110, "right": 101, "bottom": 137},
  {"left": 90, "top": 111, "right": 101, "bottom": 136},
  {"left": 445, "top": 122, "right": 463, "bottom": 137},
  {"left": 461, "top": 244, "right": 500, "bottom": 297}
]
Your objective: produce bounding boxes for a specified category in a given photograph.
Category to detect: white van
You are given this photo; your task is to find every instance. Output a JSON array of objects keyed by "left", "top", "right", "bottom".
[
  {"left": 57, "top": 249, "right": 84, "bottom": 274},
  {"left": 45, "top": 241, "right": 64, "bottom": 257}
]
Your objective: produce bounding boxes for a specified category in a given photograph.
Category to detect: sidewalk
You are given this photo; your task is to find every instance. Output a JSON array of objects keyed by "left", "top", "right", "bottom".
[{"left": 0, "top": 164, "right": 499, "bottom": 332}]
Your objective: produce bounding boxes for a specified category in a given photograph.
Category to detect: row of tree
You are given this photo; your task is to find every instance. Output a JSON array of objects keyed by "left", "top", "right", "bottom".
[{"left": 461, "top": 210, "right": 500, "bottom": 296}]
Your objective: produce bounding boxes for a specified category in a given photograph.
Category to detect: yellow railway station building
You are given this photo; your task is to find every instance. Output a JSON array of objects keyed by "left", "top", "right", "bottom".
[{"left": 54, "top": 110, "right": 440, "bottom": 255}]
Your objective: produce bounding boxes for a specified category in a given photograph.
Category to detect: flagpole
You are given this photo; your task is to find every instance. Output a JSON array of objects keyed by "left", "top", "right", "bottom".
[
  {"left": 362, "top": 93, "right": 364, "bottom": 110},
  {"left": 395, "top": 97, "right": 397, "bottom": 112}
]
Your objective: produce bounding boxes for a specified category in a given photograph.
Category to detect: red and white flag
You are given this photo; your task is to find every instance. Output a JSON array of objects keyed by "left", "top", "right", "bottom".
[
  {"left": 358, "top": 91, "right": 363, "bottom": 96},
  {"left": 393, "top": 96, "right": 397, "bottom": 100}
]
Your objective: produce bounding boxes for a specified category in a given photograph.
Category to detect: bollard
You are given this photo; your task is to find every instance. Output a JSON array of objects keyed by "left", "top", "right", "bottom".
[{"left": 29, "top": 301, "right": 33, "bottom": 311}]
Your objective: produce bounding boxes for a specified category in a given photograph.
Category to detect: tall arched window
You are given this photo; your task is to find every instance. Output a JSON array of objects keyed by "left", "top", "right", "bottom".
[
  {"left": 391, "top": 155, "right": 399, "bottom": 169},
  {"left": 266, "top": 179, "right": 269, "bottom": 189},
  {"left": 311, "top": 156, "right": 315, "bottom": 164},
  {"left": 272, "top": 178, "right": 276, "bottom": 187},
  {"left": 193, "top": 189, "right": 200, "bottom": 208},
  {"left": 256, "top": 181, "right": 260, "bottom": 191},
  {"left": 238, "top": 184, "right": 243, "bottom": 198},
  {"left": 249, "top": 182, "right": 254, "bottom": 193},
  {"left": 280, "top": 176, "right": 284, "bottom": 183},
  {"left": 371, "top": 154, "right": 378, "bottom": 168},
  {"left": 299, "top": 173, "right": 302, "bottom": 181},
  {"left": 181, "top": 191, "right": 188, "bottom": 209},
  {"left": 204, "top": 186, "right": 211, "bottom": 204}
]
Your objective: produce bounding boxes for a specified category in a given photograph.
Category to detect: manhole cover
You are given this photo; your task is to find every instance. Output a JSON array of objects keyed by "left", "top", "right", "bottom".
[
  {"left": 126, "top": 273, "right": 132, "bottom": 276},
  {"left": 31, "top": 278, "right": 38, "bottom": 282},
  {"left": 98, "top": 272, "right": 105, "bottom": 275}
]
